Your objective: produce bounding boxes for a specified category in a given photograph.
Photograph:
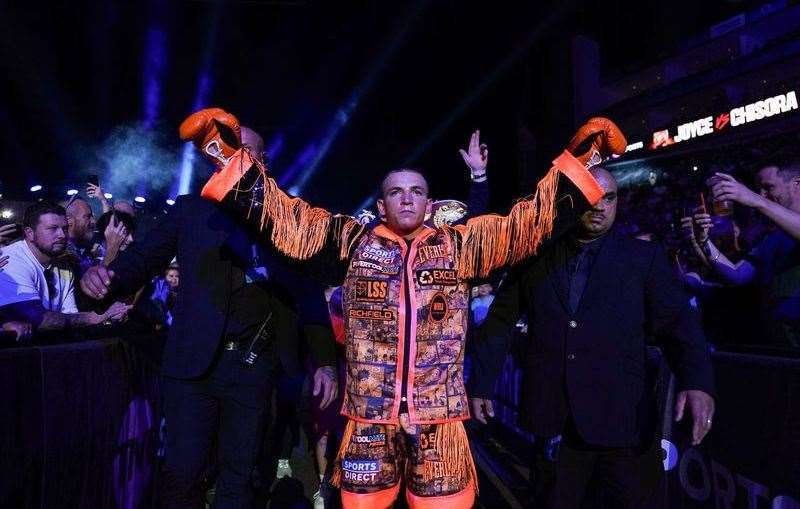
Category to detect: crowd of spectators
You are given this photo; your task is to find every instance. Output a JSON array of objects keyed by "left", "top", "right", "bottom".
[
  {"left": 0, "top": 183, "right": 179, "bottom": 343},
  {"left": 5, "top": 150, "right": 799, "bottom": 356},
  {"left": 613, "top": 151, "right": 800, "bottom": 351},
  {"left": 3, "top": 144, "right": 799, "bottom": 508}
]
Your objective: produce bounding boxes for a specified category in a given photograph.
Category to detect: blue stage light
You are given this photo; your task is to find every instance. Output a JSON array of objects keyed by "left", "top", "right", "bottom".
[
  {"left": 143, "top": 27, "right": 167, "bottom": 129},
  {"left": 290, "top": 3, "right": 426, "bottom": 195}
]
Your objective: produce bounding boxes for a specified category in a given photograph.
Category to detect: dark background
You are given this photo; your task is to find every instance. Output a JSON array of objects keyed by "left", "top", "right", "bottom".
[{"left": 0, "top": 0, "right": 772, "bottom": 213}]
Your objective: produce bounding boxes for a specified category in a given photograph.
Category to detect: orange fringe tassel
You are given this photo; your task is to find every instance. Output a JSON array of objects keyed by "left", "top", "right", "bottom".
[
  {"left": 228, "top": 148, "right": 364, "bottom": 261},
  {"left": 331, "top": 420, "right": 477, "bottom": 493},
  {"left": 452, "top": 150, "right": 602, "bottom": 279},
  {"left": 427, "top": 421, "right": 479, "bottom": 493},
  {"left": 331, "top": 419, "right": 357, "bottom": 488},
  {"left": 215, "top": 147, "right": 596, "bottom": 274},
  {"left": 452, "top": 163, "right": 561, "bottom": 279}
]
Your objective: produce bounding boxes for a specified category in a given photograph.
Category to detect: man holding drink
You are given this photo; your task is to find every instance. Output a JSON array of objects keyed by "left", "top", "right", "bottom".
[{"left": 688, "top": 160, "right": 800, "bottom": 347}]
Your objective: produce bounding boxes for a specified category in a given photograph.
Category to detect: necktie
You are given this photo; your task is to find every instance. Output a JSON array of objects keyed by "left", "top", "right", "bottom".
[{"left": 567, "top": 248, "right": 589, "bottom": 314}]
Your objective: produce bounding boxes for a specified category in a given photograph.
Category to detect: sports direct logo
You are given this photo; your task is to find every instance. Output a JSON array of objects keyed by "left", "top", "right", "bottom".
[{"left": 342, "top": 459, "right": 380, "bottom": 484}]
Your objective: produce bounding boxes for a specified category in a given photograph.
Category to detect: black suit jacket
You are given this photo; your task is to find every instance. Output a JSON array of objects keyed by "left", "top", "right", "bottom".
[
  {"left": 470, "top": 229, "right": 714, "bottom": 447},
  {"left": 109, "top": 194, "right": 335, "bottom": 379}
]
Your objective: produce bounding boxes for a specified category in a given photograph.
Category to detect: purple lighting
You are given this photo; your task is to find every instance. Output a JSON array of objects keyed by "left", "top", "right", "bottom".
[
  {"left": 173, "top": 5, "right": 221, "bottom": 196},
  {"left": 194, "top": 75, "right": 212, "bottom": 110},
  {"left": 278, "top": 143, "right": 317, "bottom": 188},
  {"left": 177, "top": 71, "right": 214, "bottom": 196},
  {"left": 266, "top": 133, "right": 285, "bottom": 162},
  {"left": 289, "top": 2, "right": 426, "bottom": 195},
  {"left": 142, "top": 27, "right": 167, "bottom": 129}
]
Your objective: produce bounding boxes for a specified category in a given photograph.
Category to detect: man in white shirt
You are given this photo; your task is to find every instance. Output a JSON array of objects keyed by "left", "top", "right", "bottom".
[{"left": 0, "top": 202, "right": 128, "bottom": 331}]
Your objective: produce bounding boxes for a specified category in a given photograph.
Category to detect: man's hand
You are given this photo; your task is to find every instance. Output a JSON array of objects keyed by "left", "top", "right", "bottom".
[
  {"left": 691, "top": 211, "right": 713, "bottom": 244},
  {"left": 86, "top": 183, "right": 106, "bottom": 200},
  {"left": 87, "top": 183, "right": 111, "bottom": 212},
  {"left": 470, "top": 397, "right": 495, "bottom": 424},
  {"left": 101, "top": 301, "right": 132, "bottom": 323},
  {"left": 459, "top": 130, "right": 488, "bottom": 181},
  {"left": 675, "top": 389, "right": 715, "bottom": 446},
  {"left": 0, "top": 223, "right": 18, "bottom": 246},
  {"left": 81, "top": 265, "right": 116, "bottom": 300},
  {"left": 3, "top": 321, "right": 32, "bottom": 342},
  {"left": 313, "top": 365, "right": 338, "bottom": 410},
  {"left": 104, "top": 216, "right": 128, "bottom": 253},
  {"left": 679, "top": 216, "right": 697, "bottom": 243},
  {"left": 710, "top": 173, "right": 765, "bottom": 209}
]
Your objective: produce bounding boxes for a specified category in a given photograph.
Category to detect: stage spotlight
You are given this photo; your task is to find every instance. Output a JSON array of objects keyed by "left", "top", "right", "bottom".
[
  {"left": 398, "top": 5, "right": 564, "bottom": 176},
  {"left": 166, "top": 198, "right": 175, "bottom": 206},
  {"left": 1, "top": 209, "right": 13, "bottom": 219},
  {"left": 175, "top": 66, "right": 214, "bottom": 196},
  {"left": 30, "top": 185, "right": 43, "bottom": 192},
  {"left": 134, "top": 196, "right": 146, "bottom": 203},
  {"left": 67, "top": 189, "right": 78, "bottom": 196},
  {"left": 177, "top": 144, "right": 196, "bottom": 196},
  {"left": 104, "top": 193, "right": 113, "bottom": 199},
  {"left": 278, "top": 143, "right": 317, "bottom": 187},
  {"left": 353, "top": 192, "right": 378, "bottom": 216},
  {"left": 692, "top": 166, "right": 698, "bottom": 171},
  {"left": 143, "top": 27, "right": 167, "bottom": 129},
  {"left": 289, "top": 3, "right": 424, "bottom": 195}
]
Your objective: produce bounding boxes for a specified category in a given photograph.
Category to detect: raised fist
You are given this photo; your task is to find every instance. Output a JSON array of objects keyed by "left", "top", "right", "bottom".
[
  {"left": 566, "top": 117, "right": 627, "bottom": 168},
  {"left": 179, "top": 108, "right": 242, "bottom": 168}
]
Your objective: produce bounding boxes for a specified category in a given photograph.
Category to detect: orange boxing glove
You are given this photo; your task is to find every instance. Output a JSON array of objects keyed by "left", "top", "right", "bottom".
[
  {"left": 179, "top": 108, "right": 242, "bottom": 168},
  {"left": 566, "top": 117, "right": 627, "bottom": 168}
]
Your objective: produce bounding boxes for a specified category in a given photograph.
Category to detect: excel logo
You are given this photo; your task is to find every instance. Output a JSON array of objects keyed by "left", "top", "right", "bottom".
[{"left": 416, "top": 269, "right": 457, "bottom": 286}]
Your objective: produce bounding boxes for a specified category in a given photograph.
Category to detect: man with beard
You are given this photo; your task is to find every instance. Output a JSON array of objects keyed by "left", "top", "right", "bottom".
[
  {"left": 0, "top": 201, "right": 129, "bottom": 331},
  {"left": 65, "top": 197, "right": 97, "bottom": 277},
  {"left": 692, "top": 161, "right": 800, "bottom": 347}
]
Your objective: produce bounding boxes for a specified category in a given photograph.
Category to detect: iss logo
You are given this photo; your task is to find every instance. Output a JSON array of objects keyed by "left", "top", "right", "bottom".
[{"left": 355, "top": 278, "right": 388, "bottom": 302}]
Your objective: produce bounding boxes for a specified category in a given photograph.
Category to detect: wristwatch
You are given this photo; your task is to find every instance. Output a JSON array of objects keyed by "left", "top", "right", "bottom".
[{"left": 470, "top": 171, "right": 487, "bottom": 183}]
